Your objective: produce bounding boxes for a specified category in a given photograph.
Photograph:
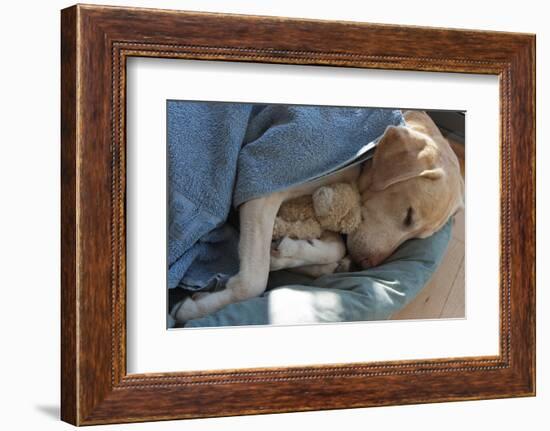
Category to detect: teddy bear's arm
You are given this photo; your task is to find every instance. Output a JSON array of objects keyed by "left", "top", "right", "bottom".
[
  {"left": 272, "top": 216, "right": 323, "bottom": 240},
  {"left": 277, "top": 195, "right": 316, "bottom": 221}
]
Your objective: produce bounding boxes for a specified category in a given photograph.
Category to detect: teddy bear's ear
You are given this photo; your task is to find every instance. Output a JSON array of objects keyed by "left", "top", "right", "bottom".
[{"left": 370, "top": 126, "right": 444, "bottom": 192}]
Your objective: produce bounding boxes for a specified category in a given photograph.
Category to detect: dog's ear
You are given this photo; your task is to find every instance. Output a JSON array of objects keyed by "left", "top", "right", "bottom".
[{"left": 370, "top": 125, "right": 444, "bottom": 192}]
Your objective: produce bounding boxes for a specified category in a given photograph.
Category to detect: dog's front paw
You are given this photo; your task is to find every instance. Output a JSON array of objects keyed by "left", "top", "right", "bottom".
[
  {"left": 270, "top": 255, "right": 292, "bottom": 271},
  {"left": 271, "top": 236, "right": 299, "bottom": 258},
  {"left": 174, "top": 297, "right": 201, "bottom": 323},
  {"left": 270, "top": 237, "right": 307, "bottom": 271}
]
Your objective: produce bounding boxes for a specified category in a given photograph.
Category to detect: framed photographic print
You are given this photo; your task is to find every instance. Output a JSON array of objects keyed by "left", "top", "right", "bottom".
[{"left": 61, "top": 4, "right": 535, "bottom": 425}]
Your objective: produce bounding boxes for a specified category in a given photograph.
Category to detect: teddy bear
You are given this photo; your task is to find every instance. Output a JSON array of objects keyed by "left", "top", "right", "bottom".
[{"left": 272, "top": 182, "right": 362, "bottom": 240}]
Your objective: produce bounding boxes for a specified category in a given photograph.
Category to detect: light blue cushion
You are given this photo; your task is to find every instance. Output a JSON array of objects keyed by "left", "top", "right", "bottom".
[{"left": 184, "top": 218, "right": 452, "bottom": 327}]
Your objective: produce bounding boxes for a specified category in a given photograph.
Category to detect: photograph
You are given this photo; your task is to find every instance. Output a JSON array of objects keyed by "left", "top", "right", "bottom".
[{"left": 167, "top": 102, "right": 466, "bottom": 328}]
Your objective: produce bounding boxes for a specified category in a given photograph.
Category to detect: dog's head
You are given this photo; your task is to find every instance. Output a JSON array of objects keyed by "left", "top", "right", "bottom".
[{"left": 347, "top": 111, "right": 464, "bottom": 269}]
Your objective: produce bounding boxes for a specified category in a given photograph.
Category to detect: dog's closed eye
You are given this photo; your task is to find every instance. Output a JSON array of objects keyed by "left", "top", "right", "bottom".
[{"left": 404, "top": 207, "right": 414, "bottom": 227}]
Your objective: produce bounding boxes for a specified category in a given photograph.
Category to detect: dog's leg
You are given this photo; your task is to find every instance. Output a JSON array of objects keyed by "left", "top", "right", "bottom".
[
  {"left": 270, "top": 232, "right": 346, "bottom": 271},
  {"left": 288, "top": 255, "right": 353, "bottom": 277},
  {"left": 288, "top": 262, "right": 340, "bottom": 277},
  {"left": 175, "top": 194, "right": 283, "bottom": 323}
]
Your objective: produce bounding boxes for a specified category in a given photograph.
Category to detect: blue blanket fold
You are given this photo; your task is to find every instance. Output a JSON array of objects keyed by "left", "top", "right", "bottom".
[
  {"left": 167, "top": 101, "right": 404, "bottom": 297},
  {"left": 234, "top": 105, "right": 404, "bottom": 205}
]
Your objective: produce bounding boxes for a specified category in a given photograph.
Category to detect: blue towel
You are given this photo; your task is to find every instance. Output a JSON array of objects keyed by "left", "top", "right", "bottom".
[{"left": 167, "top": 101, "right": 404, "bottom": 295}]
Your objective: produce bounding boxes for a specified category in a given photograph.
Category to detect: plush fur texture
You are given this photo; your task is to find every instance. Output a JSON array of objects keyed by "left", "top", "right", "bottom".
[{"left": 272, "top": 182, "right": 362, "bottom": 240}]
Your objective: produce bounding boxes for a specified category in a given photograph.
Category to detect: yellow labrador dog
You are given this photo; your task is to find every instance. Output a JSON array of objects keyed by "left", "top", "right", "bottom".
[{"left": 175, "top": 110, "right": 464, "bottom": 322}]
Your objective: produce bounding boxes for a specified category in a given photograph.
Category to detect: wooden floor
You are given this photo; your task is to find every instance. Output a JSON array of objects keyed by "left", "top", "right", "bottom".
[{"left": 391, "top": 201, "right": 465, "bottom": 320}]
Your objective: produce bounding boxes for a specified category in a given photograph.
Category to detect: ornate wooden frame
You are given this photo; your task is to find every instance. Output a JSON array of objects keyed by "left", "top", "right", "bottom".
[{"left": 61, "top": 4, "right": 536, "bottom": 425}]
